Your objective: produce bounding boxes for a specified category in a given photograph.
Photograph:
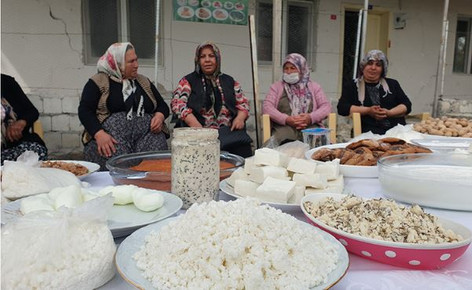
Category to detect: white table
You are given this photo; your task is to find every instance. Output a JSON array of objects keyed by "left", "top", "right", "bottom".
[{"left": 87, "top": 172, "right": 472, "bottom": 290}]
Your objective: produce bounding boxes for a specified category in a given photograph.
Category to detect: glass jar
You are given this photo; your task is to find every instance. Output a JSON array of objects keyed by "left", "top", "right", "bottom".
[{"left": 171, "top": 128, "right": 220, "bottom": 209}]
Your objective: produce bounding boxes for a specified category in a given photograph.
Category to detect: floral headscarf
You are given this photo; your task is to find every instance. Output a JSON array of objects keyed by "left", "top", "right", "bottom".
[
  {"left": 97, "top": 42, "right": 136, "bottom": 102},
  {"left": 194, "top": 41, "right": 222, "bottom": 79},
  {"left": 282, "top": 53, "right": 312, "bottom": 115}
]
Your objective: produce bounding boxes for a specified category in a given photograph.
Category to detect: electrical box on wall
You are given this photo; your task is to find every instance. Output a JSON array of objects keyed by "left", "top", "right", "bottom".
[{"left": 393, "top": 12, "right": 407, "bottom": 29}]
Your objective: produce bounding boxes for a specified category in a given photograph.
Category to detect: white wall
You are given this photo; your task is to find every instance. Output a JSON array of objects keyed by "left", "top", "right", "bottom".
[{"left": 2, "top": 0, "right": 472, "bottom": 153}]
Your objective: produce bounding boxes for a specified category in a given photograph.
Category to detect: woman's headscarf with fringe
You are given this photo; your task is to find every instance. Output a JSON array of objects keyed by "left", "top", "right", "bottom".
[
  {"left": 282, "top": 53, "right": 312, "bottom": 115},
  {"left": 194, "top": 41, "right": 221, "bottom": 79}
]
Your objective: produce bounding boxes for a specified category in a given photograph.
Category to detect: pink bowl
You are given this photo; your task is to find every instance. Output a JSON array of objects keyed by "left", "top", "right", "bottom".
[{"left": 301, "top": 193, "right": 472, "bottom": 270}]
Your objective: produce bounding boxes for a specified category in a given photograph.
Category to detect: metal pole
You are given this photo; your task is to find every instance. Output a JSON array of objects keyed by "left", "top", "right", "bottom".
[
  {"left": 249, "top": 15, "right": 261, "bottom": 147},
  {"left": 432, "top": 0, "right": 449, "bottom": 118},
  {"left": 353, "top": 9, "right": 363, "bottom": 80},
  {"left": 154, "top": 0, "right": 160, "bottom": 85},
  {"left": 272, "top": 0, "right": 282, "bottom": 82},
  {"left": 360, "top": 0, "right": 368, "bottom": 57}
]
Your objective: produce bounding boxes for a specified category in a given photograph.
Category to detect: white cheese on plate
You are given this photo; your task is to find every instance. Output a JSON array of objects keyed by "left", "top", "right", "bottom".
[
  {"left": 292, "top": 173, "right": 328, "bottom": 189},
  {"left": 287, "top": 157, "right": 317, "bottom": 174},
  {"left": 255, "top": 176, "right": 296, "bottom": 203},
  {"left": 248, "top": 165, "right": 288, "bottom": 184},
  {"left": 234, "top": 179, "right": 260, "bottom": 197}
]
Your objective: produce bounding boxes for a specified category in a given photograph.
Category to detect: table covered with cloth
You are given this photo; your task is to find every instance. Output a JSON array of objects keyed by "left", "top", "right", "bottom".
[{"left": 86, "top": 172, "right": 471, "bottom": 289}]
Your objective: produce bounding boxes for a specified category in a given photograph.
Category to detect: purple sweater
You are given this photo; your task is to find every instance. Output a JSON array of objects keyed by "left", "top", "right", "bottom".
[{"left": 262, "top": 80, "right": 331, "bottom": 125}]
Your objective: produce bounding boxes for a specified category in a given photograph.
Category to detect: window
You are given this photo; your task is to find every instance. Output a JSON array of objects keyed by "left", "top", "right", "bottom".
[
  {"left": 453, "top": 17, "right": 472, "bottom": 74},
  {"left": 83, "top": 0, "right": 162, "bottom": 65},
  {"left": 256, "top": 0, "right": 316, "bottom": 65}
]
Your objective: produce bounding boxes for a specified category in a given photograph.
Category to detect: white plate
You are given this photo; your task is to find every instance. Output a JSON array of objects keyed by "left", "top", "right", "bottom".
[
  {"left": 219, "top": 179, "right": 299, "bottom": 208},
  {"left": 420, "top": 133, "right": 472, "bottom": 141},
  {"left": 1, "top": 191, "right": 183, "bottom": 238},
  {"left": 43, "top": 160, "right": 100, "bottom": 180},
  {"left": 115, "top": 217, "right": 349, "bottom": 290},
  {"left": 411, "top": 138, "right": 472, "bottom": 152},
  {"left": 305, "top": 143, "right": 378, "bottom": 178}
]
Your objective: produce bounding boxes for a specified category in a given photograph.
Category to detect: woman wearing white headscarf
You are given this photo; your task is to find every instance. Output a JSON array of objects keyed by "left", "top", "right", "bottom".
[
  {"left": 79, "top": 42, "right": 169, "bottom": 170},
  {"left": 263, "top": 53, "right": 331, "bottom": 144},
  {"left": 337, "top": 49, "right": 412, "bottom": 135}
]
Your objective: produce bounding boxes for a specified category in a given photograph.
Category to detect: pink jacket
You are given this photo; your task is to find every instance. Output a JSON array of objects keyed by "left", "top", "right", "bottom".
[{"left": 262, "top": 80, "right": 331, "bottom": 125}]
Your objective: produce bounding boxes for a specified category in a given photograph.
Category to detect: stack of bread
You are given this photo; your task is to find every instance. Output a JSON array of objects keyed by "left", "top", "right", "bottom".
[{"left": 226, "top": 148, "right": 344, "bottom": 204}]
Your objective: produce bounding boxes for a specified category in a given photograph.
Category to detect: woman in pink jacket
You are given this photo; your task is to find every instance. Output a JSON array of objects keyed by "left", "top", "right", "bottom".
[{"left": 263, "top": 53, "right": 331, "bottom": 144}]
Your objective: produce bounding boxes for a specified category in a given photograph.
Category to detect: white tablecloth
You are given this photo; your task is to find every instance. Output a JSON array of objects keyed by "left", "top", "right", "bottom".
[{"left": 86, "top": 172, "right": 472, "bottom": 290}]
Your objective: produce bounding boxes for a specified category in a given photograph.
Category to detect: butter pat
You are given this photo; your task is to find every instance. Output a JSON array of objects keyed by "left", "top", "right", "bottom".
[
  {"left": 255, "top": 176, "right": 296, "bottom": 203},
  {"left": 132, "top": 188, "right": 164, "bottom": 212},
  {"left": 234, "top": 179, "right": 259, "bottom": 197},
  {"left": 254, "top": 148, "right": 289, "bottom": 167},
  {"left": 287, "top": 158, "right": 317, "bottom": 174},
  {"left": 292, "top": 173, "right": 328, "bottom": 189},
  {"left": 248, "top": 165, "right": 288, "bottom": 184},
  {"left": 315, "top": 159, "right": 340, "bottom": 180},
  {"left": 227, "top": 167, "right": 248, "bottom": 187}
]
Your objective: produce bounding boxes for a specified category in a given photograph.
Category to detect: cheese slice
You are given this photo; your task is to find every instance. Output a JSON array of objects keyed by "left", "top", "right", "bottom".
[
  {"left": 248, "top": 165, "right": 288, "bottom": 184},
  {"left": 227, "top": 167, "right": 248, "bottom": 187},
  {"left": 253, "top": 148, "right": 289, "bottom": 167},
  {"left": 292, "top": 173, "right": 328, "bottom": 189},
  {"left": 288, "top": 185, "right": 306, "bottom": 204},
  {"left": 234, "top": 179, "right": 259, "bottom": 197},
  {"left": 255, "top": 176, "right": 296, "bottom": 203},
  {"left": 315, "top": 159, "right": 340, "bottom": 180},
  {"left": 287, "top": 158, "right": 317, "bottom": 174}
]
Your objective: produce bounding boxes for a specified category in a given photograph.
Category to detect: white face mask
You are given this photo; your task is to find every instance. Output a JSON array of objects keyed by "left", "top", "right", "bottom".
[{"left": 283, "top": 72, "right": 300, "bottom": 84}]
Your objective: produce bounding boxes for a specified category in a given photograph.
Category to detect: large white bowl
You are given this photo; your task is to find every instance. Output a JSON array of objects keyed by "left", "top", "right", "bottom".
[
  {"left": 301, "top": 193, "right": 472, "bottom": 269},
  {"left": 378, "top": 153, "right": 472, "bottom": 211},
  {"left": 305, "top": 143, "right": 378, "bottom": 178}
]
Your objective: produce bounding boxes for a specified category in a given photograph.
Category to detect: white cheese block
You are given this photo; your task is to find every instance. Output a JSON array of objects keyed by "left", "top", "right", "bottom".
[
  {"left": 54, "top": 185, "right": 83, "bottom": 209},
  {"left": 315, "top": 159, "right": 340, "bottom": 180},
  {"left": 226, "top": 167, "right": 248, "bottom": 187},
  {"left": 288, "top": 185, "right": 306, "bottom": 204},
  {"left": 234, "top": 179, "right": 259, "bottom": 197},
  {"left": 243, "top": 157, "right": 256, "bottom": 174},
  {"left": 132, "top": 188, "right": 164, "bottom": 212},
  {"left": 99, "top": 185, "right": 137, "bottom": 205},
  {"left": 328, "top": 174, "right": 344, "bottom": 187},
  {"left": 292, "top": 173, "right": 328, "bottom": 189},
  {"left": 287, "top": 158, "right": 317, "bottom": 174},
  {"left": 255, "top": 176, "right": 296, "bottom": 203},
  {"left": 253, "top": 148, "right": 289, "bottom": 167},
  {"left": 81, "top": 188, "right": 100, "bottom": 202},
  {"left": 248, "top": 165, "right": 288, "bottom": 184},
  {"left": 20, "top": 194, "right": 54, "bottom": 215}
]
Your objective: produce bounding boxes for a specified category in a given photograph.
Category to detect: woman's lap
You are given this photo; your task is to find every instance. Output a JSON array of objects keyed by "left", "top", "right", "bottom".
[{"left": 1, "top": 141, "right": 48, "bottom": 165}]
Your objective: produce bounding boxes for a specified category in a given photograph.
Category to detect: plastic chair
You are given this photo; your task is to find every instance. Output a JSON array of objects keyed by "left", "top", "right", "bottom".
[
  {"left": 262, "top": 113, "right": 338, "bottom": 144},
  {"left": 32, "top": 120, "right": 45, "bottom": 140}
]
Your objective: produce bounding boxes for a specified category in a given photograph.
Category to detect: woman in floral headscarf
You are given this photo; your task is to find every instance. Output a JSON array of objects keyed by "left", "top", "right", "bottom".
[
  {"left": 337, "top": 49, "right": 412, "bottom": 135},
  {"left": 79, "top": 42, "right": 170, "bottom": 170},
  {"left": 172, "top": 41, "right": 252, "bottom": 157},
  {"left": 263, "top": 53, "right": 331, "bottom": 144}
]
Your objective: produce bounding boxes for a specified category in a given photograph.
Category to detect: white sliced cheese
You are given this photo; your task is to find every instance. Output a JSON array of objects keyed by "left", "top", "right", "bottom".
[
  {"left": 227, "top": 167, "right": 248, "bottom": 187},
  {"left": 248, "top": 165, "right": 288, "bottom": 184},
  {"left": 253, "top": 148, "right": 289, "bottom": 167},
  {"left": 20, "top": 194, "right": 54, "bottom": 215},
  {"left": 305, "top": 185, "right": 344, "bottom": 194},
  {"left": 292, "top": 173, "right": 328, "bottom": 189},
  {"left": 234, "top": 179, "right": 260, "bottom": 197},
  {"left": 287, "top": 158, "right": 317, "bottom": 174},
  {"left": 288, "top": 185, "right": 306, "bottom": 204},
  {"left": 255, "top": 176, "right": 296, "bottom": 203},
  {"left": 243, "top": 157, "right": 256, "bottom": 174},
  {"left": 315, "top": 159, "right": 340, "bottom": 180},
  {"left": 132, "top": 188, "right": 164, "bottom": 212},
  {"left": 328, "top": 174, "right": 344, "bottom": 187}
]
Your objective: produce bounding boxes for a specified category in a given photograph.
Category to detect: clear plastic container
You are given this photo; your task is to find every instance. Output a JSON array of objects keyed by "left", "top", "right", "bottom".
[
  {"left": 171, "top": 128, "right": 220, "bottom": 209},
  {"left": 302, "top": 128, "right": 331, "bottom": 149}
]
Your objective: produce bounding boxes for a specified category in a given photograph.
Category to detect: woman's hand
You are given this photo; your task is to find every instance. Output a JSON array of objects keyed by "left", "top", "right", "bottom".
[
  {"left": 286, "top": 114, "right": 311, "bottom": 130},
  {"left": 368, "top": 105, "right": 388, "bottom": 120},
  {"left": 94, "top": 129, "right": 118, "bottom": 157},
  {"left": 231, "top": 110, "right": 247, "bottom": 131},
  {"left": 184, "top": 113, "right": 203, "bottom": 127},
  {"left": 6, "top": 120, "right": 26, "bottom": 142},
  {"left": 150, "top": 112, "right": 165, "bottom": 133}
]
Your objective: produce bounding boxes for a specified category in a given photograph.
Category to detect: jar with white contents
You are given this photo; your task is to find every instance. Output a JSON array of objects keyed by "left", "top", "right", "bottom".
[{"left": 171, "top": 128, "right": 220, "bottom": 209}]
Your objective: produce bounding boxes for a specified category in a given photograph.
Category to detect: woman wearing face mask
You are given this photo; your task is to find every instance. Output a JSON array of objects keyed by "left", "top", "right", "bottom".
[
  {"left": 337, "top": 49, "right": 412, "bottom": 135},
  {"left": 171, "top": 41, "right": 252, "bottom": 157},
  {"left": 263, "top": 53, "right": 331, "bottom": 144}
]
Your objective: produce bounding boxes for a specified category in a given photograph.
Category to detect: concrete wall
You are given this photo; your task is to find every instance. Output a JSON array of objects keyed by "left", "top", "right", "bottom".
[{"left": 2, "top": 0, "right": 472, "bottom": 155}]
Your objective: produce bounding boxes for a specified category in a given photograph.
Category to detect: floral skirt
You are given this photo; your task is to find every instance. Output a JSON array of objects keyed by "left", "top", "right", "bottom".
[{"left": 1, "top": 141, "right": 48, "bottom": 165}]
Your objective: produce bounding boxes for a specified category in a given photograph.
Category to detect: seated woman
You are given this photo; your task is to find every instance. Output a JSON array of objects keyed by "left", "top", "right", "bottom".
[
  {"left": 337, "top": 49, "right": 412, "bottom": 135},
  {"left": 171, "top": 41, "right": 252, "bottom": 158},
  {"left": 263, "top": 53, "right": 331, "bottom": 144},
  {"left": 78, "top": 42, "right": 170, "bottom": 170},
  {"left": 1, "top": 74, "right": 48, "bottom": 164}
]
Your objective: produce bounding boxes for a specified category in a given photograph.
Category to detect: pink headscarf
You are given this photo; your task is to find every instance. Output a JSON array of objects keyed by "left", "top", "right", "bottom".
[{"left": 282, "top": 53, "right": 312, "bottom": 115}]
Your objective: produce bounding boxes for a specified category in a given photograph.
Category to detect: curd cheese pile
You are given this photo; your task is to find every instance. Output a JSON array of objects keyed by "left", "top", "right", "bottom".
[{"left": 133, "top": 198, "right": 340, "bottom": 289}]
